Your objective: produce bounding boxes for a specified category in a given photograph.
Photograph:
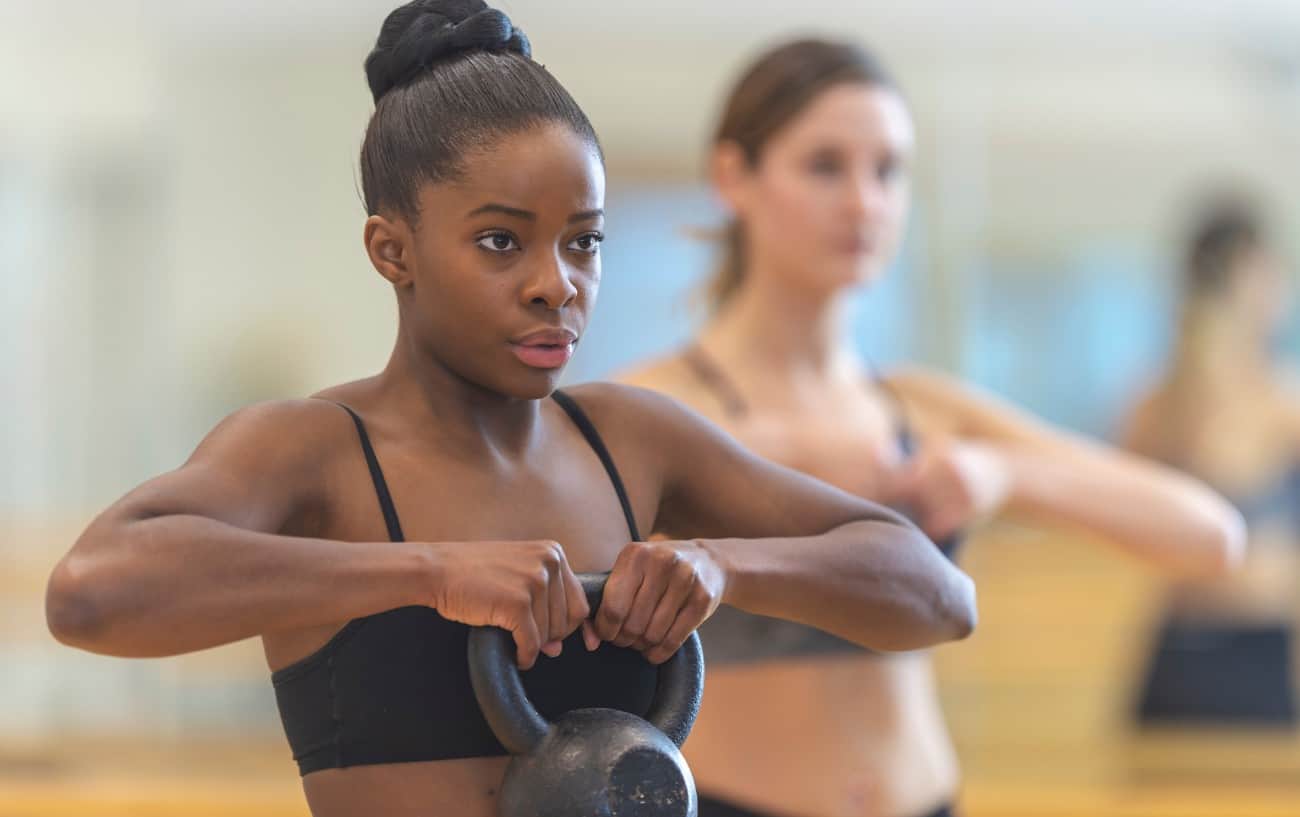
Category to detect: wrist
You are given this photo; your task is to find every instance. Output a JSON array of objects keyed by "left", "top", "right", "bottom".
[
  {"left": 399, "top": 542, "right": 445, "bottom": 608},
  {"left": 695, "top": 537, "right": 739, "bottom": 605}
]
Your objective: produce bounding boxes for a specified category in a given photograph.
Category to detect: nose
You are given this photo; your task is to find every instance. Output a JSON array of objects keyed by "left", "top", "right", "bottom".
[
  {"left": 847, "top": 173, "right": 887, "bottom": 223},
  {"left": 520, "top": 252, "right": 578, "bottom": 310}
]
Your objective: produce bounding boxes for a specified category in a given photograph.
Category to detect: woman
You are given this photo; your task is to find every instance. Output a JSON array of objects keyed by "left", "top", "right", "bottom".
[
  {"left": 42, "top": 8, "right": 977, "bottom": 817},
  {"left": 620, "top": 39, "right": 1245, "bottom": 817},
  {"left": 1124, "top": 200, "right": 1300, "bottom": 726}
]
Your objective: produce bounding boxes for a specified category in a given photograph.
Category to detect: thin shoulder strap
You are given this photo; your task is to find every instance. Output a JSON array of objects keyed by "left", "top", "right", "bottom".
[
  {"left": 324, "top": 401, "right": 406, "bottom": 543},
  {"left": 551, "top": 390, "right": 642, "bottom": 541},
  {"left": 682, "top": 344, "right": 749, "bottom": 418},
  {"left": 865, "top": 363, "right": 917, "bottom": 459}
]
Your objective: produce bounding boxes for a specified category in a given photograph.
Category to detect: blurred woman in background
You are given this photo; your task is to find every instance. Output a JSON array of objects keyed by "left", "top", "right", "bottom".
[
  {"left": 1125, "top": 200, "right": 1300, "bottom": 727},
  {"left": 620, "top": 38, "right": 1246, "bottom": 817}
]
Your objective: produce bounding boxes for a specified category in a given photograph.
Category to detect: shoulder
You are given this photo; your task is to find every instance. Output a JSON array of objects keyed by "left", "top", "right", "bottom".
[
  {"left": 613, "top": 350, "right": 700, "bottom": 399},
  {"left": 882, "top": 365, "right": 1057, "bottom": 442},
  {"left": 1269, "top": 370, "right": 1300, "bottom": 450},
  {"left": 1113, "top": 379, "right": 1168, "bottom": 451},
  {"left": 556, "top": 381, "right": 703, "bottom": 434},
  {"left": 555, "top": 381, "right": 739, "bottom": 469},
  {"left": 186, "top": 397, "right": 357, "bottom": 476},
  {"left": 881, "top": 366, "right": 997, "bottom": 434},
  {"left": 613, "top": 348, "right": 735, "bottom": 425}
]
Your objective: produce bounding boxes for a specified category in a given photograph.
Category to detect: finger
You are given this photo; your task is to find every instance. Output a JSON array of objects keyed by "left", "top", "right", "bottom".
[
  {"left": 561, "top": 560, "right": 590, "bottom": 635},
  {"left": 595, "top": 546, "right": 642, "bottom": 642},
  {"left": 884, "top": 461, "right": 922, "bottom": 504},
  {"left": 530, "top": 569, "right": 551, "bottom": 661},
  {"left": 546, "top": 554, "right": 569, "bottom": 646},
  {"left": 643, "top": 564, "right": 696, "bottom": 646},
  {"left": 925, "top": 506, "right": 966, "bottom": 542},
  {"left": 644, "top": 594, "right": 709, "bottom": 665},
  {"left": 582, "top": 620, "right": 600, "bottom": 652},
  {"left": 511, "top": 614, "right": 542, "bottom": 670},
  {"left": 614, "top": 558, "right": 670, "bottom": 648}
]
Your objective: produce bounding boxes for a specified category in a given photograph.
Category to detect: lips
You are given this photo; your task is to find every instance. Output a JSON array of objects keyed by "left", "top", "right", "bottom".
[
  {"left": 837, "top": 237, "right": 877, "bottom": 255},
  {"left": 509, "top": 328, "right": 578, "bottom": 370}
]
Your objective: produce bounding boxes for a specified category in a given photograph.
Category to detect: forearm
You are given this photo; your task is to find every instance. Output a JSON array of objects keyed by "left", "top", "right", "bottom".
[
  {"left": 1000, "top": 444, "right": 1246, "bottom": 577},
  {"left": 46, "top": 513, "right": 432, "bottom": 658},
  {"left": 702, "top": 518, "right": 977, "bottom": 652}
]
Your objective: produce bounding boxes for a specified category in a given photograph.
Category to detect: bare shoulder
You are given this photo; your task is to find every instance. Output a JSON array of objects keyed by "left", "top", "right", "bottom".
[
  {"left": 558, "top": 380, "right": 700, "bottom": 433},
  {"left": 614, "top": 349, "right": 734, "bottom": 424},
  {"left": 1114, "top": 380, "right": 1167, "bottom": 451},
  {"left": 880, "top": 365, "right": 987, "bottom": 433},
  {"left": 882, "top": 364, "right": 1058, "bottom": 441},
  {"left": 1269, "top": 370, "right": 1300, "bottom": 448},
  {"left": 187, "top": 397, "right": 356, "bottom": 471},
  {"left": 613, "top": 350, "right": 698, "bottom": 396}
]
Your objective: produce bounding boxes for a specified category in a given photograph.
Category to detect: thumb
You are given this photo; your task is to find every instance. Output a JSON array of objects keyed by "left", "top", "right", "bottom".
[
  {"left": 582, "top": 620, "right": 600, "bottom": 652},
  {"left": 881, "top": 458, "right": 923, "bottom": 505}
]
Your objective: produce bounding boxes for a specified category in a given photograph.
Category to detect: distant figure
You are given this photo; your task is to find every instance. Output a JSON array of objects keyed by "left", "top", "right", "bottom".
[{"left": 1124, "top": 198, "right": 1300, "bottom": 726}]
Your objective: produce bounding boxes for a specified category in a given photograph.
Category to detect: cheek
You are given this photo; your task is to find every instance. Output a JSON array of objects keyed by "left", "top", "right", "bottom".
[
  {"left": 880, "top": 184, "right": 911, "bottom": 242},
  {"left": 750, "top": 172, "right": 832, "bottom": 245},
  {"left": 413, "top": 249, "right": 507, "bottom": 337}
]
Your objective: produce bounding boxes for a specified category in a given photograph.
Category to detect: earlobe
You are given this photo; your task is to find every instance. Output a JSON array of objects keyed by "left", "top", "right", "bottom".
[
  {"left": 364, "top": 215, "right": 413, "bottom": 288},
  {"left": 710, "top": 141, "right": 750, "bottom": 216}
]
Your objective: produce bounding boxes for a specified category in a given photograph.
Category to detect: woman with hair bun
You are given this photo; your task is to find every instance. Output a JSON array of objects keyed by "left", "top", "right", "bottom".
[{"left": 43, "top": 4, "right": 977, "bottom": 815}]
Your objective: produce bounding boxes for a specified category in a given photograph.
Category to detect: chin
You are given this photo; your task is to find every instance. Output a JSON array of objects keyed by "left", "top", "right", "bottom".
[
  {"left": 847, "top": 257, "right": 891, "bottom": 289},
  {"left": 503, "top": 368, "right": 565, "bottom": 401}
]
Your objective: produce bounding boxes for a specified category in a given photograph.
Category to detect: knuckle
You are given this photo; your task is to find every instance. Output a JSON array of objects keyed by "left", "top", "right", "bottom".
[{"left": 528, "top": 567, "right": 549, "bottom": 592}]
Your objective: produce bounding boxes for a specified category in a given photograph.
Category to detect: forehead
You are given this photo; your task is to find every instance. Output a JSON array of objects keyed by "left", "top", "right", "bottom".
[
  {"left": 768, "top": 83, "right": 914, "bottom": 156},
  {"left": 424, "top": 124, "right": 605, "bottom": 215}
]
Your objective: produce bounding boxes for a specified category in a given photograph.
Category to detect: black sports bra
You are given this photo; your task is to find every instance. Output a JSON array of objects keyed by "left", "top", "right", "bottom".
[
  {"left": 681, "top": 346, "right": 965, "bottom": 663},
  {"left": 271, "top": 391, "right": 658, "bottom": 775}
]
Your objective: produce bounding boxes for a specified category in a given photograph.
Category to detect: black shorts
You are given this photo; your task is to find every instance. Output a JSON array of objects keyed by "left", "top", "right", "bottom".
[
  {"left": 1136, "top": 618, "right": 1296, "bottom": 725},
  {"left": 697, "top": 792, "right": 955, "bottom": 817}
]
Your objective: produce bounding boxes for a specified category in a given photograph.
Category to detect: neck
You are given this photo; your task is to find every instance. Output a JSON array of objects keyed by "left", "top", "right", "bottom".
[
  {"left": 701, "top": 262, "right": 863, "bottom": 383},
  {"left": 1172, "top": 305, "right": 1272, "bottom": 392},
  {"left": 374, "top": 322, "right": 544, "bottom": 460}
]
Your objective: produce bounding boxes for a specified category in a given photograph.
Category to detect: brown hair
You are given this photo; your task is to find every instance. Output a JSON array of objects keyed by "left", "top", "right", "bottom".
[
  {"left": 706, "top": 39, "right": 898, "bottom": 310},
  {"left": 1151, "top": 198, "right": 1267, "bottom": 465}
]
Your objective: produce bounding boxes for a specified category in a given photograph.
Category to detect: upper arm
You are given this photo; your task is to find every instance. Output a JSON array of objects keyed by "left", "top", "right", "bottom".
[
  {"left": 94, "top": 399, "right": 340, "bottom": 538},
  {"left": 887, "top": 367, "right": 1094, "bottom": 454},
  {"left": 1115, "top": 389, "right": 1165, "bottom": 456},
  {"left": 582, "top": 384, "right": 911, "bottom": 540}
]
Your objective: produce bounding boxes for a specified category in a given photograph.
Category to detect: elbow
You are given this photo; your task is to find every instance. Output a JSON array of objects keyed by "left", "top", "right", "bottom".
[
  {"left": 45, "top": 557, "right": 110, "bottom": 651},
  {"left": 1191, "top": 505, "right": 1248, "bottom": 579},
  {"left": 937, "top": 569, "right": 978, "bottom": 643},
  {"left": 874, "top": 567, "right": 978, "bottom": 653}
]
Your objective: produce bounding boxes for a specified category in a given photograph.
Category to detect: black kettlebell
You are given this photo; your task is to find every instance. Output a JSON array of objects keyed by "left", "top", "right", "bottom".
[{"left": 468, "top": 572, "right": 705, "bottom": 817}]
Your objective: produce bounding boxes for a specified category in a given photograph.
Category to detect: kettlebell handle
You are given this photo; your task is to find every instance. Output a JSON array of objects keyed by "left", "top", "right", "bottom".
[{"left": 467, "top": 572, "right": 705, "bottom": 755}]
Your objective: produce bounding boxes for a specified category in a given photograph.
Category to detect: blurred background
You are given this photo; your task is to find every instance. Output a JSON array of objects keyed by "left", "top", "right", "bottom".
[{"left": 4, "top": 0, "right": 1300, "bottom": 814}]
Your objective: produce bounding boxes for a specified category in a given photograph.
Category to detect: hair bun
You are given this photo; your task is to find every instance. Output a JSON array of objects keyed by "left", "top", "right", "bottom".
[{"left": 365, "top": 0, "right": 532, "bottom": 103}]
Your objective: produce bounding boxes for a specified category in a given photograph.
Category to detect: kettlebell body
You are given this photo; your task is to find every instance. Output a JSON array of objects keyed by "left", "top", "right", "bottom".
[
  {"left": 497, "top": 708, "right": 695, "bottom": 817},
  {"left": 469, "top": 573, "right": 704, "bottom": 817}
]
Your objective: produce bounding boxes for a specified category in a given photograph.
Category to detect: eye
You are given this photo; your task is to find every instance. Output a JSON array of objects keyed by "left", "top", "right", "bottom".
[
  {"left": 878, "top": 157, "right": 902, "bottom": 183},
  {"left": 476, "top": 232, "right": 520, "bottom": 253},
  {"left": 808, "top": 152, "right": 843, "bottom": 177},
  {"left": 567, "top": 232, "right": 604, "bottom": 254}
]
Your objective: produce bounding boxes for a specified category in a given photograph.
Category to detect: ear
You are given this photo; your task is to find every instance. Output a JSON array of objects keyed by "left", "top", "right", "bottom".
[
  {"left": 364, "top": 214, "right": 415, "bottom": 288},
  {"left": 710, "top": 140, "right": 754, "bottom": 218}
]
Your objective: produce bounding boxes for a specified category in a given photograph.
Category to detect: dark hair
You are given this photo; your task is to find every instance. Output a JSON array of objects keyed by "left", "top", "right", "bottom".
[
  {"left": 707, "top": 39, "right": 898, "bottom": 310},
  {"left": 360, "top": 0, "right": 600, "bottom": 223},
  {"left": 1184, "top": 199, "right": 1263, "bottom": 298}
]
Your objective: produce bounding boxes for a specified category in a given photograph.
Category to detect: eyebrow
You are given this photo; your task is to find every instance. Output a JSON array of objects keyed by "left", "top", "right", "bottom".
[
  {"left": 466, "top": 203, "right": 604, "bottom": 223},
  {"left": 468, "top": 203, "right": 535, "bottom": 221}
]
